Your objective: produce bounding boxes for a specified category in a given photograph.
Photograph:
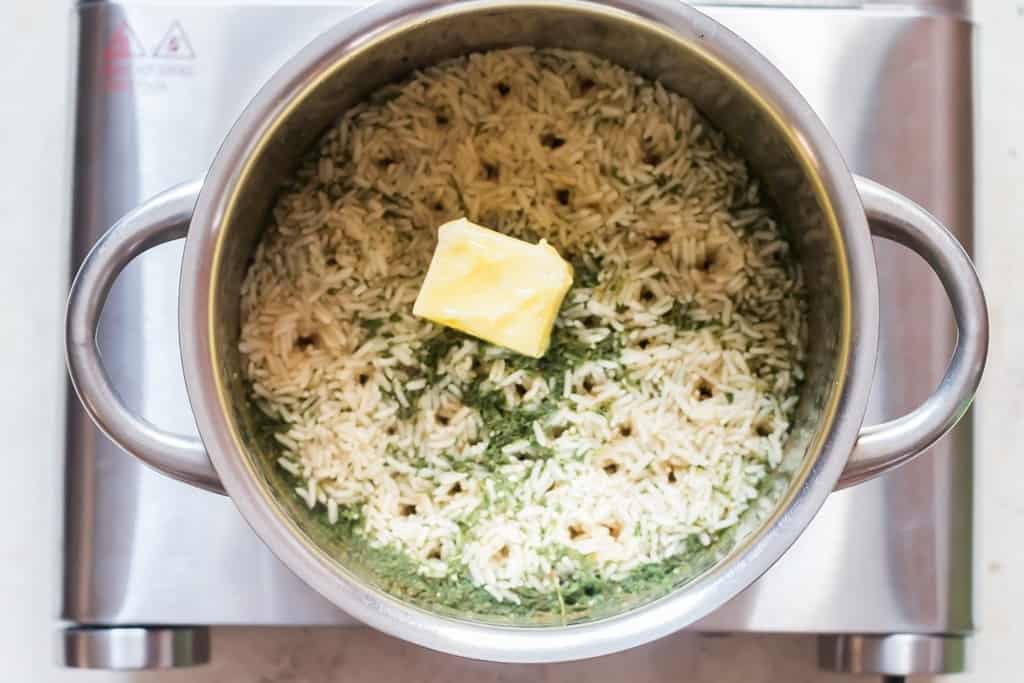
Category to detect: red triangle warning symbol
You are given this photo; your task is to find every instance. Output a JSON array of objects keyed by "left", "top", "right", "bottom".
[
  {"left": 153, "top": 21, "right": 195, "bottom": 59},
  {"left": 105, "top": 21, "right": 146, "bottom": 59}
]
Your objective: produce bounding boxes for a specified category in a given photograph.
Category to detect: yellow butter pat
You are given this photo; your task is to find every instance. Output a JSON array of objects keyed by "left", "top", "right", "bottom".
[{"left": 412, "top": 218, "right": 574, "bottom": 358}]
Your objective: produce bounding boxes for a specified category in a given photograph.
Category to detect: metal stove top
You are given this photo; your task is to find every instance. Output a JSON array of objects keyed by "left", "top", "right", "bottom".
[{"left": 62, "top": 0, "right": 974, "bottom": 676}]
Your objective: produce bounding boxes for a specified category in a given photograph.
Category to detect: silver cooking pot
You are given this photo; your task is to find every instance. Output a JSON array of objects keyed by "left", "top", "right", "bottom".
[{"left": 65, "top": 0, "right": 988, "bottom": 663}]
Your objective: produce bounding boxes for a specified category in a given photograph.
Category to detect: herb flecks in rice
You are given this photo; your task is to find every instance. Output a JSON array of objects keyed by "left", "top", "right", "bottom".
[{"left": 239, "top": 48, "right": 807, "bottom": 608}]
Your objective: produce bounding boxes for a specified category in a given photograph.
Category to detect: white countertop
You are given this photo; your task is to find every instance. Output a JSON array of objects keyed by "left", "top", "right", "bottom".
[{"left": 2, "top": 2, "right": 1021, "bottom": 681}]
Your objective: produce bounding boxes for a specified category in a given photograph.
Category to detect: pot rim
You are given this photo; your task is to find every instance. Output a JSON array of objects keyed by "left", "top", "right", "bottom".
[{"left": 179, "top": 0, "right": 879, "bottom": 662}]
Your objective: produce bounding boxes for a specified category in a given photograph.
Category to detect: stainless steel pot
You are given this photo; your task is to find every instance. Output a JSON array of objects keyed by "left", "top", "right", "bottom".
[{"left": 65, "top": 0, "right": 988, "bottom": 663}]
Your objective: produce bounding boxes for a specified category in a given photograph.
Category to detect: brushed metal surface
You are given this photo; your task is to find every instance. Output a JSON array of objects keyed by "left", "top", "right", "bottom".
[
  {"left": 77, "top": 0, "right": 972, "bottom": 17},
  {"left": 62, "top": 627, "right": 211, "bottom": 669},
  {"left": 63, "top": 0, "right": 974, "bottom": 641},
  {"left": 817, "top": 634, "right": 968, "bottom": 675}
]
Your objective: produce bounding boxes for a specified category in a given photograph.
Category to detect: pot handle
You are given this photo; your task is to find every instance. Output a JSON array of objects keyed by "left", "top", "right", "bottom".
[
  {"left": 837, "top": 176, "right": 988, "bottom": 489},
  {"left": 65, "top": 180, "right": 225, "bottom": 495}
]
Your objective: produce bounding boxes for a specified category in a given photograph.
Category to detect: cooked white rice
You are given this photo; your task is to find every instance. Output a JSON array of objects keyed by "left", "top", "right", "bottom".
[{"left": 239, "top": 48, "right": 806, "bottom": 604}]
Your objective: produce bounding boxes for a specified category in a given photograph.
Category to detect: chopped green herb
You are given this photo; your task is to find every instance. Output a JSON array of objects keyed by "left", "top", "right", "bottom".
[{"left": 448, "top": 176, "right": 468, "bottom": 213}]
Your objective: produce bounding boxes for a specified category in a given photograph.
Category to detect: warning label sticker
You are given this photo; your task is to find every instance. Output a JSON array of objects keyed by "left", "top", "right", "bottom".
[
  {"left": 152, "top": 21, "right": 195, "bottom": 60},
  {"left": 105, "top": 21, "right": 146, "bottom": 60},
  {"left": 102, "top": 20, "right": 197, "bottom": 94}
]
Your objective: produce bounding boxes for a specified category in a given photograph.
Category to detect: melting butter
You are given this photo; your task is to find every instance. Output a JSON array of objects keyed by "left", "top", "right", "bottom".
[{"left": 412, "top": 218, "right": 574, "bottom": 358}]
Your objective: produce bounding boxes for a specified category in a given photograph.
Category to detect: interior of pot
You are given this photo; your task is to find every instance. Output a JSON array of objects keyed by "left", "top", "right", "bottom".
[{"left": 210, "top": 2, "right": 846, "bottom": 625}]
